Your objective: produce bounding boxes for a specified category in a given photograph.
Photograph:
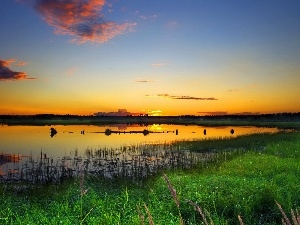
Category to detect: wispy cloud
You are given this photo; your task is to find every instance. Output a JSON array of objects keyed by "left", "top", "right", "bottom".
[
  {"left": 135, "top": 78, "right": 155, "bottom": 83},
  {"left": 133, "top": 10, "right": 158, "bottom": 21},
  {"left": 66, "top": 67, "right": 77, "bottom": 77},
  {"left": 166, "top": 20, "right": 177, "bottom": 29},
  {"left": 198, "top": 111, "right": 261, "bottom": 116},
  {"left": 0, "top": 59, "right": 35, "bottom": 81},
  {"left": 151, "top": 62, "right": 167, "bottom": 67},
  {"left": 197, "top": 111, "right": 228, "bottom": 116},
  {"left": 233, "top": 112, "right": 260, "bottom": 115},
  {"left": 94, "top": 109, "right": 142, "bottom": 116},
  {"left": 146, "top": 94, "right": 218, "bottom": 101},
  {"left": 32, "top": 0, "right": 136, "bottom": 44}
]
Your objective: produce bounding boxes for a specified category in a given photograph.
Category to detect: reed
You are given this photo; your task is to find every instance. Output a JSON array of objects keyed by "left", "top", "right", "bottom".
[
  {"left": 163, "top": 174, "right": 184, "bottom": 225},
  {"left": 1, "top": 139, "right": 244, "bottom": 184},
  {"left": 276, "top": 201, "right": 300, "bottom": 225}
]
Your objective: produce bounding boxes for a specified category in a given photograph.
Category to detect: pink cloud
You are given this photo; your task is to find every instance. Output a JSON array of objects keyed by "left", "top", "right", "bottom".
[
  {"left": 166, "top": 21, "right": 177, "bottom": 27},
  {"left": 0, "top": 59, "right": 35, "bottom": 81},
  {"left": 66, "top": 67, "right": 77, "bottom": 77},
  {"left": 151, "top": 62, "right": 167, "bottom": 67},
  {"left": 35, "top": 0, "right": 136, "bottom": 44},
  {"left": 17, "top": 61, "right": 27, "bottom": 66}
]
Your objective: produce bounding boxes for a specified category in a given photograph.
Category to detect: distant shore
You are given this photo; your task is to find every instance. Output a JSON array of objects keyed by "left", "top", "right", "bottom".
[{"left": 1, "top": 113, "right": 300, "bottom": 129}]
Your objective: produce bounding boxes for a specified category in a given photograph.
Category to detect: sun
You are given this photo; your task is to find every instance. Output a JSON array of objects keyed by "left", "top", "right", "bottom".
[{"left": 148, "top": 110, "right": 162, "bottom": 116}]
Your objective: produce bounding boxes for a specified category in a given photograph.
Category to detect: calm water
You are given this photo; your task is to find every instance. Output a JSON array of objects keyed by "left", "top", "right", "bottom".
[
  {"left": 0, "top": 124, "right": 278, "bottom": 157},
  {"left": 0, "top": 124, "right": 279, "bottom": 181}
]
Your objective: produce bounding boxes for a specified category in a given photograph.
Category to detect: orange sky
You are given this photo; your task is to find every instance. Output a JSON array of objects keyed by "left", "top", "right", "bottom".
[{"left": 1, "top": 1, "right": 300, "bottom": 116}]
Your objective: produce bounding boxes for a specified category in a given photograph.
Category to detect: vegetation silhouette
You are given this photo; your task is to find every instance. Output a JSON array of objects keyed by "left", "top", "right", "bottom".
[{"left": 50, "top": 127, "right": 57, "bottom": 137}]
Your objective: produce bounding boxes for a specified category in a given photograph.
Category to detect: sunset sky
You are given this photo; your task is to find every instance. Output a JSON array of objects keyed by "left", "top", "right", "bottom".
[{"left": 1, "top": 0, "right": 300, "bottom": 116}]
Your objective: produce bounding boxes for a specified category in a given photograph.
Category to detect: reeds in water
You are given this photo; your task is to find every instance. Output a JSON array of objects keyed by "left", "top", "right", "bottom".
[{"left": 0, "top": 142, "right": 244, "bottom": 184}]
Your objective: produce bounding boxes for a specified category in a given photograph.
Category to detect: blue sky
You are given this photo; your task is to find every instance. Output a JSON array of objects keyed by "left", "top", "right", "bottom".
[{"left": 1, "top": 0, "right": 300, "bottom": 115}]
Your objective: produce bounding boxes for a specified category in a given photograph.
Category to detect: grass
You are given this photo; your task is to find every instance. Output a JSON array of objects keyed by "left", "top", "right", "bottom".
[{"left": 0, "top": 131, "right": 299, "bottom": 224}]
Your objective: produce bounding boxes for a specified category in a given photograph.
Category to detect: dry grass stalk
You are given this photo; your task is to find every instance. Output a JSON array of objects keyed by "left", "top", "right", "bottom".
[
  {"left": 238, "top": 215, "right": 244, "bottom": 225},
  {"left": 144, "top": 203, "right": 155, "bottom": 225},
  {"left": 163, "top": 174, "right": 184, "bottom": 225},
  {"left": 137, "top": 204, "right": 145, "bottom": 225},
  {"left": 291, "top": 209, "right": 300, "bottom": 225},
  {"left": 276, "top": 201, "right": 292, "bottom": 225},
  {"left": 79, "top": 170, "right": 92, "bottom": 225},
  {"left": 163, "top": 174, "right": 180, "bottom": 208},
  {"left": 276, "top": 201, "right": 300, "bottom": 225},
  {"left": 204, "top": 208, "right": 214, "bottom": 225},
  {"left": 186, "top": 199, "right": 212, "bottom": 225},
  {"left": 80, "top": 171, "right": 89, "bottom": 196}
]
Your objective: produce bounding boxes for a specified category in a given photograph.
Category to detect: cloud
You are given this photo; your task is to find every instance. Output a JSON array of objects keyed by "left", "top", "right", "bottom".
[
  {"left": 146, "top": 94, "right": 218, "bottom": 101},
  {"left": 134, "top": 78, "right": 155, "bottom": 83},
  {"left": 197, "top": 111, "right": 261, "bottom": 116},
  {"left": 16, "top": 61, "right": 27, "bottom": 66},
  {"left": 233, "top": 112, "right": 260, "bottom": 115},
  {"left": 33, "top": 0, "right": 136, "bottom": 44},
  {"left": 0, "top": 59, "right": 35, "bottom": 81},
  {"left": 66, "top": 67, "right": 77, "bottom": 77},
  {"left": 197, "top": 111, "right": 228, "bottom": 116},
  {"left": 94, "top": 109, "right": 142, "bottom": 116},
  {"left": 166, "top": 20, "right": 177, "bottom": 29},
  {"left": 151, "top": 62, "right": 167, "bottom": 67},
  {"left": 133, "top": 10, "right": 158, "bottom": 21}
]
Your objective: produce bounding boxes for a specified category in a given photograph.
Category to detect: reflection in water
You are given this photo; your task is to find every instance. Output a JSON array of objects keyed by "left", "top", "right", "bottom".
[
  {"left": 0, "top": 124, "right": 280, "bottom": 182},
  {"left": 0, "top": 143, "right": 241, "bottom": 183},
  {"left": 0, "top": 124, "right": 279, "bottom": 158},
  {"left": 50, "top": 127, "right": 57, "bottom": 138},
  {"left": 0, "top": 153, "right": 21, "bottom": 176}
]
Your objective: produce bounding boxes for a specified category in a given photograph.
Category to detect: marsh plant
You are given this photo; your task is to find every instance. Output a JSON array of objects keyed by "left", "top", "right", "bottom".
[
  {"left": 0, "top": 140, "right": 245, "bottom": 184},
  {"left": 78, "top": 171, "right": 93, "bottom": 224}
]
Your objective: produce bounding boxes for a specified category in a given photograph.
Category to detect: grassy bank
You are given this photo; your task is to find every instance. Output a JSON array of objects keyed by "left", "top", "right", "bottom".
[{"left": 0, "top": 132, "right": 299, "bottom": 224}]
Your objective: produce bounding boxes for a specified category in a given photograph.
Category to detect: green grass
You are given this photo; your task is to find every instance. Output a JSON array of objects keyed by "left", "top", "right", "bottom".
[{"left": 0, "top": 131, "right": 299, "bottom": 224}]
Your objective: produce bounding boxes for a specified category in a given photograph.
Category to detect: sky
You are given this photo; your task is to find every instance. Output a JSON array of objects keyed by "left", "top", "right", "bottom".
[{"left": 1, "top": 0, "right": 300, "bottom": 116}]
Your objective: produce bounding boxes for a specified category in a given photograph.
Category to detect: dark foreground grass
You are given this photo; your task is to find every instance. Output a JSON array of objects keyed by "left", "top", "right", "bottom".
[{"left": 0, "top": 132, "right": 299, "bottom": 224}]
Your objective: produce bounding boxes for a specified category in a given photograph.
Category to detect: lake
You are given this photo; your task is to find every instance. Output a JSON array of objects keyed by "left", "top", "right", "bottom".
[{"left": 0, "top": 124, "right": 279, "bottom": 182}]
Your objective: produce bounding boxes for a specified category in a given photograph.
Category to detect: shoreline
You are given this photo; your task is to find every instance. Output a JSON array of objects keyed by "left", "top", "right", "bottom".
[{"left": 1, "top": 113, "right": 300, "bottom": 129}]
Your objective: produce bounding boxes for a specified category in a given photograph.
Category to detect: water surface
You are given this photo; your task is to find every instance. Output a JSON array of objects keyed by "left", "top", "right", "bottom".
[
  {"left": 0, "top": 124, "right": 281, "bottom": 182},
  {"left": 0, "top": 124, "right": 278, "bottom": 158}
]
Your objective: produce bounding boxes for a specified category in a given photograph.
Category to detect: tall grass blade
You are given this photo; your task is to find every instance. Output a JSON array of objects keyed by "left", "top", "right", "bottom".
[
  {"left": 238, "top": 215, "right": 244, "bottom": 225},
  {"left": 186, "top": 199, "right": 210, "bottom": 225},
  {"left": 163, "top": 174, "right": 179, "bottom": 208},
  {"left": 163, "top": 174, "right": 184, "bottom": 225},
  {"left": 144, "top": 203, "right": 155, "bottom": 225},
  {"left": 80, "top": 208, "right": 94, "bottom": 225},
  {"left": 137, "top": 204, "right": 145, "bottom": 225},
  {"left": 291, "top": 209, "right": 300, "bottom": 225},
  {"left": 276, "top": 201, "right": 292, "bottom": 225}
]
